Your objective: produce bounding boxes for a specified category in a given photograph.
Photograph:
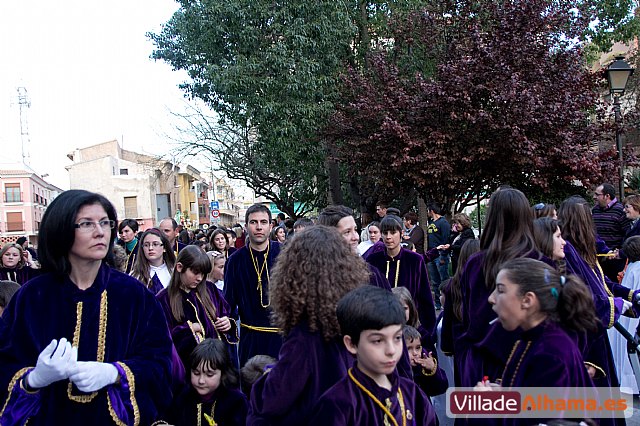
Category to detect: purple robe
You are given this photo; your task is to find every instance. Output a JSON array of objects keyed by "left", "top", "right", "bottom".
[
  {"left": 366, "top": 248, "right": 436, "bottom": 340},
  {"left": 412, "top": 363, "right": 448, "bottom": 397},
  {"left": 167, "top": 385, "right": 247, "bottom": 426},
  {"left": 362, "top": 240, "right": 385, "bottom": 260},
  {"left": 224, "top": 242, "right": 283, "bottom": 366},
  {"left": 147, "top": 273, "right": 164, "bottom": 295},
  {"left": 367, "top": 263, "right": 392, "bottom": 290},
  {"left": 248, "top": 322, "right": 354, "bottom": 425},
  {"left": 0, "top": 266, "right": 40, "bottom": 286},
  {"left": 456, "top": 250, "right": 552, "bottom": 387},
  {"left": 0, "top": 264, "right": 173, "bottom": 425},
  {"left": 157, "top": 280, "right": 235, "bottom": 369},
  {"left": 309, "top": 365, "right": 437, "bottom": 426}
]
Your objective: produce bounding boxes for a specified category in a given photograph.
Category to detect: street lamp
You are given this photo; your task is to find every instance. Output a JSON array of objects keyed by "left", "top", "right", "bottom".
[{"left": 605, "top": 56, "right": 634, "bottom": 199}]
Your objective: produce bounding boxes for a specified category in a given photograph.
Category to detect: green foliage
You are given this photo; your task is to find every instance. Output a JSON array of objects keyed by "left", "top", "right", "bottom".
[
  {"left": 469, "top": 203, "right": 487, "bottom": 231},
  {"left": 582, "top": 0, "right": 640, "bottom": 56}
]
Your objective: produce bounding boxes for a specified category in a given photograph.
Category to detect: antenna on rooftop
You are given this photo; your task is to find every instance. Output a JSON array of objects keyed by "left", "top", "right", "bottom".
[{"left": 16, "top": 86, "right": 31, "bottom": 165}]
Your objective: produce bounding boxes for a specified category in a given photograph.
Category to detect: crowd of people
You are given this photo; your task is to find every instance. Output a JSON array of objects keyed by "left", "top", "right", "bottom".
[{"left": 0, "top": 184, "right": 638, "bottom": 425}]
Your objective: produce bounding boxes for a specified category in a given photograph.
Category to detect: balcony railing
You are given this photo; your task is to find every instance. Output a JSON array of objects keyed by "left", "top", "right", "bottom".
[{"left": 4, "top": 192, "right": 23, "bottom": 203}]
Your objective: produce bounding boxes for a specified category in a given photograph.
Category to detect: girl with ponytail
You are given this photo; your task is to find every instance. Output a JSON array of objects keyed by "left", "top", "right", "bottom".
[{"left": 477, "top": 258, "right": 597, "bottom": 389}]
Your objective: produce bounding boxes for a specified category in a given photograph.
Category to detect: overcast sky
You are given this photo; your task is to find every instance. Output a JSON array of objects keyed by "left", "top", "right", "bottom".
[{"left": 0, "top": 1, "right": 193, "bottom": 189}]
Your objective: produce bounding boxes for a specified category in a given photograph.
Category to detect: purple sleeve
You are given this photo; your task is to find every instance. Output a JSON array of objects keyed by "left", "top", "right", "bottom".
[{"left": 0, "top": 368, "right": 41, "bottom": 426}]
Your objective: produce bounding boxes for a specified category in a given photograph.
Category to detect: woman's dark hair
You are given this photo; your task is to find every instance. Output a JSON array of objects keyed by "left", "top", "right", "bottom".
[
  {"left": 178, "top": 229, "right": 190, "bottom": 244},
  {"left": 38, "top": 190, "right": 117, "bottom": 277},
  {"left": 403, "top": 211, "right": 418, "bottom": 225},
  {"left": 118, "top": 218, "right": 139, "bottom": 234},
  {"left": 380, "top": 215, "right": 403, "bottom": 234},
  {"left": 533, "top": 217, "right": 561, "bottom": 260},
  {"left": 623, "top": 236, "right": 640, "bottom": 263},
  {"left": 240, "top": 354, "right": 276, "bottom": 396},
  {"left": 209, "top": 229, "right": 229, "bottom": 253},
  {"left": 499, "top": 258, "right": 598, "bottom": 333},
  {"left": 189, "top": 338, "right": 238, "bottom": 390},
  {"left": 270, "top": 225, "right": 370, "bottom": 340},
  {"left": 481, "top": 188, "right": 537, "bottom": 290},
  {"left": 269, "top": 225, "right": 286, "bottom": 242},
  {"left": 558, "top": 196, "right": 597, "bottom": 267},
  {"left": 0, "top": 280, "right": 21, "bottom": 309},
  {"left": 392, "top": 286, "right": 420, "bottom": 328},
  {"left": 317, "top": 205, "right": 353, "bottom": 227},
  {"left": 449, "top": 239, "right": 481, "bottom": 321},
  {"left": 168, "top": 245, "right": 216, "bottom": 322},
  {"left": 130, "top": 228, "right": 176, "bottom": 289},
  {"left": 533, "top": 203, "right": 556, "bottom": 219}
]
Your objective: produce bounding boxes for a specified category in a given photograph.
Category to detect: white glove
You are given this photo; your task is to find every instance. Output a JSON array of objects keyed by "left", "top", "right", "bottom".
[
  {"left": 27, "top": 338, "right": 76, "bottom": 389},
  {"left": 68, "top": 361, "right": 119, "bottom": 392},
  {"left": 621, "top": 299, "right": 633, "bottom": 314}
]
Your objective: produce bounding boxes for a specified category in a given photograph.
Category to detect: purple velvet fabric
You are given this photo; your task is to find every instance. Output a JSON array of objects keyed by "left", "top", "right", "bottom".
[
  {"left": 0, "top": 264, "right": 174, "bottom": 425},
  {"left": 0, "top": 266, "right": 40, "bottom": 286},
  {"left": 168, "top": 385, "right": 248, "bottom": 426},
  {"left": 223, "top": 242, "right": 283, "bottom": 366},
  {"left": 309, "top": 364, "right": 437, "bottom": 426}
]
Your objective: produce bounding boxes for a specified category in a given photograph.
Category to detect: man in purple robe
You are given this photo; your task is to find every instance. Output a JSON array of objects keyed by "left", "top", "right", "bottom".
[
  {"left": 310, "top": 286, "right": 436, "bottom": 426},
  {"left": 224, "top": 204, "right": 282, "bottom": 367}
]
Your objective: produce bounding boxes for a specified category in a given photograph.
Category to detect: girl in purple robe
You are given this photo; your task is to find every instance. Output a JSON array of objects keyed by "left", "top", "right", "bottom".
[
  {"left": 156, "top": 246, "right": 237, "bottom": 371},
  {"left": 248, "top": 225, "right": 371, "bottom": 425},
  {"left": 455, "top": 188, "right": 549, "bottom": 387},
  {"left": 166, "top": 338, "right": 247, "bottom": 426},
  {"left": 367, "top": 215, "right": 437, "bottom": 342},
  {"left": 476, "top": 258, "right": 598, "bottom": 425},
  {"left": 0, "top": 242, "right": 39, "bottom": 285},
  {"left": 130, "top": 228, "right": 176, "bottom": 295},
  {"left": 0, "top": 190, "right": 173, "bottom": 425}
]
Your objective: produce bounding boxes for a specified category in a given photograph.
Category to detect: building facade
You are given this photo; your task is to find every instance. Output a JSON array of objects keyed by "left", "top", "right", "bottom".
[{"left": 0, "top": 166, "right": 63, "bottom": 246}]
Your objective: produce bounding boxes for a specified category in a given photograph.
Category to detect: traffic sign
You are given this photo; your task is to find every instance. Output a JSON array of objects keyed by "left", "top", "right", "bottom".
[
  {"left": 211, "top": 209, "right": 220, "bottom": 218},
  {"left": 210, "top": 201, "right": 220, "bottom": 210}
]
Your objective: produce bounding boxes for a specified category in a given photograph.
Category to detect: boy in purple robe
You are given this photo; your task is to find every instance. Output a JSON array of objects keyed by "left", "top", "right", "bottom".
[
  {"left": 317, "top": 204, "right": 392, "bottom": 291},
  {"left": 248, "top": 225, "right": 372, "bottom": 425},
  {"left": 224, "top": 204, "right": 283, "bottom": 366},
  {"left": 310, "top": 286, "right": 437, "bottom": 426},
  {"left": 366, "top": 215, "right": 436, "bottom": 341}
]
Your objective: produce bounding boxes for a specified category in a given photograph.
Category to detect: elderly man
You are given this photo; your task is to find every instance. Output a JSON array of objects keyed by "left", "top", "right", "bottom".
[{"left": 158, "top": 217, "right": 186, "bottom": 257}]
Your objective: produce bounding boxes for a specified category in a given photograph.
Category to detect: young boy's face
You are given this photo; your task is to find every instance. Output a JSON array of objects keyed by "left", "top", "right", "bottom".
[
  {"left": 346, "top": 324, "right": 404, "bottom": 379},
  {"left": 405, "top": 337, "right": 423, "bottom": 367},
  {"left": 191, "top": 362, "right": 221, "bottom": 397}
]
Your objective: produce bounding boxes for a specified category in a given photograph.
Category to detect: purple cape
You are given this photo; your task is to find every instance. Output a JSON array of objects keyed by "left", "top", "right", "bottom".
[
  {"left": 0, "top": 264, "right": 173, "bottom": 425},
  {"left": 167, "top": 385, "right": 247, "bottom": 426},
  {"left": 309, "top": 364, "right": 437, "bottom": 426}
]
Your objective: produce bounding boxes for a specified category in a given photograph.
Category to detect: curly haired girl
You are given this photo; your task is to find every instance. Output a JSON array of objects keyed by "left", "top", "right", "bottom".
[{"left": 248, "top": 225, "right": 370, "bottom": 425}]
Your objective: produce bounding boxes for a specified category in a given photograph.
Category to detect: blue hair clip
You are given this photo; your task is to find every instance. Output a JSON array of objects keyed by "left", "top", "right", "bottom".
[
  {"left": 543, "top": 268, "right": 551, "bottom": 284},
  {"left": 550, "top": 287, "right": 559, "bottom": 299},
  {"left": 559, "top": 275, "right": 566, "bottom": 286}
]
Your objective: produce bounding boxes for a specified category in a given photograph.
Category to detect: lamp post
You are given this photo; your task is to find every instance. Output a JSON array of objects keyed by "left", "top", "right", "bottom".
[{"left": 605, "top": 56, "right": 634, "bottom": 199}]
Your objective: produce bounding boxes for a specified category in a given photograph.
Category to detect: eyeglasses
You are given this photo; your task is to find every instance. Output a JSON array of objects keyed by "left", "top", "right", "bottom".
[
  {"left": 143, "top": 242, "right": 163, "bottom": 249},
  {"left": 74, "top": 220, "right": 115, "bottom": 232},
  {"left": 533, "top": 203, "right": 545, "bottom": 210}
]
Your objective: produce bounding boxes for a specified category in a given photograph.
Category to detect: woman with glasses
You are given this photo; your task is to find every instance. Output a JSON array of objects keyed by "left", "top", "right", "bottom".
[
  {"left": 0, "top": 190, "right": 173, "bottom": 425},
  {"left": 0, "top": 243, "right": 39, "bottom": 285},
  {"left": 130, "top": 228, "right": 176, "bottom": 295}
]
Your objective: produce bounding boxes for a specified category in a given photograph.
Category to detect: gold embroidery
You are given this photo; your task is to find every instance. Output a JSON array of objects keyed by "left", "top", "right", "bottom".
[
  {"left": 240, "top": 323, "right": 280, "bottom": 333},
  {"left": 195, "top": 293, "right": 239, "bottom": 345},
  {"left": 249, "top": 244, "right": 271, "bottom": 308},
  {"left": 186, "top": 299, "right": 207, "bottom": 341},
  {"left": 1, "top": 367, "right": 31, "bottom": 417},
  {"left": 584, "top": 361, "right": 607, "bottom": 378},
  {"left": 385, "top": 259, "right": 401, "bottom": 288},
  {"left": 421, "top": 357, "right": 438, "bottom": 377},
  {"left": 501, "top": 340, "right": 532, "bottom": 387},
  {"left": 106, "top": 362, "right": 140, "bottom": 426},
  {"left": 67, "top": 290, "right": 108, "bottom": 403},
  {"left": 348, "top": 368, "right": 406, "bottom": 426}
]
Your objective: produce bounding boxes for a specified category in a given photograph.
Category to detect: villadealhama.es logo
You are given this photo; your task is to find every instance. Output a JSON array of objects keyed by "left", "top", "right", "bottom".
[{"left": 446, "top": 388, "right": 632, "bottom": 419}]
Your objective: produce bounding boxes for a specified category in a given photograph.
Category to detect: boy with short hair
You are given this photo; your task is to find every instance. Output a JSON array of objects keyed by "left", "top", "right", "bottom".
[
  {"left": 310, "top": 286, "right": 436, "bottom": 425},
  {"left": 403, "top": 325, "right": 448, "bottom": 397}
]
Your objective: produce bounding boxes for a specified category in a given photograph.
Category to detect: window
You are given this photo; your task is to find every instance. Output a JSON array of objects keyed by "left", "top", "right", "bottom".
[
  {"left": 124, "top": 196, "right": 138, "bottom": 218},
  {"left": 199, "top": 204, "right": 206, "bottom": 217},
  {"left": 4, "top": 184, "right": 21, "bottom": 202},
  {"left": 6, "top": 212, "right": 24, "bottom": 231},
  {"left": 120, "top": 168, "right": 129, "bottom": 175}
]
